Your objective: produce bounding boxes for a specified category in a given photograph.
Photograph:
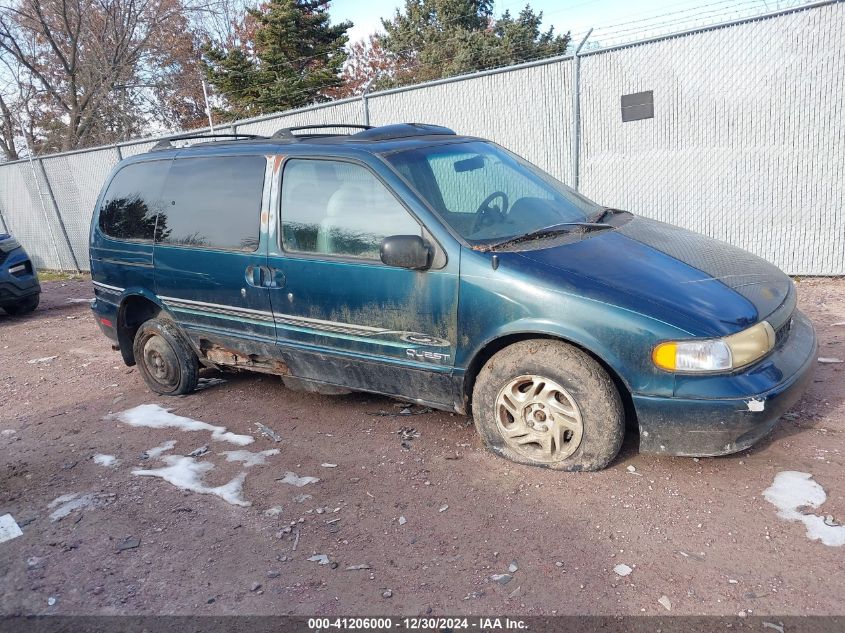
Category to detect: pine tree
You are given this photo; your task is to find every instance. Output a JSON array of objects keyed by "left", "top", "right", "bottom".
[
  {"left": 379, "top": 0, "right": 570, "bottom": 87},
  {"left": 203, "top": 0, "right": 351, "bottom": 119}
]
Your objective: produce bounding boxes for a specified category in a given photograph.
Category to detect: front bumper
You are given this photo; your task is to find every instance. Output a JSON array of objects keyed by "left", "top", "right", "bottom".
[
  {"left": 634, "top": 310, "right": 817, "bottom": 456},
  {"left": 0, "top": 279, "right": 40, "bottom": 307},
  {"left": 0, "top": 247, "right": 40, "bottom": 307}
]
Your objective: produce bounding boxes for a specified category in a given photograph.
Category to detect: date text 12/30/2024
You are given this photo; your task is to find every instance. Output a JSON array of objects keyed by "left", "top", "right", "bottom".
[{"left": 307, "top": 617, "right": 528, "bottom": 630}]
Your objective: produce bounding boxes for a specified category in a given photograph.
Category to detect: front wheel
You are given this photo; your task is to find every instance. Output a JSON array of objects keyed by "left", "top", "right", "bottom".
[
  {"left": 133, "top": 318, "right": 199, "bottom": 396},
  {"left": 472, "top": 340, "right": 624, "bottom": 471}
]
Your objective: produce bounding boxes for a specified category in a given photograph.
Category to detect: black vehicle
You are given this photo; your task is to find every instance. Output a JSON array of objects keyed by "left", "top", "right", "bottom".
[{"left": 0, "top": 232, "right": 40, "bottom": 316}]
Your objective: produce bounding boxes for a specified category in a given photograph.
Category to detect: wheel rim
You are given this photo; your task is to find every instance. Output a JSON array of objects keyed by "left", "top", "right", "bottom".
[
  {"left": 495, "top": 374, "right": 584, "bottom": 463},
  {"left": 142, "top": 335, "right": 180, "bottom": 391}
]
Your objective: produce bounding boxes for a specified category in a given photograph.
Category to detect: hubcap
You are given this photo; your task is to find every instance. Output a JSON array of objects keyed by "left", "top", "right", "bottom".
[{"left": 495, "top": 375, "right": 584, "bottom": 463}]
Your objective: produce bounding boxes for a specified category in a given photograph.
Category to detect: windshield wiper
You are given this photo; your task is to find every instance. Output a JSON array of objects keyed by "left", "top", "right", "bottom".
[{"left": 478, "top": 221, "right": 613, "bottom": 252}]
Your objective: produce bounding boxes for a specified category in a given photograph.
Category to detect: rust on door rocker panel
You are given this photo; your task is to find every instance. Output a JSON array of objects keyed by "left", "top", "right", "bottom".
[{"left": 200, "top": 340, "right": 289, "bottom": 375}]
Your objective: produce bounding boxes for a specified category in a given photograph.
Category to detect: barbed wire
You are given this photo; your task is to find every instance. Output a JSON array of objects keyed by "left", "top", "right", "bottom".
[
  {"left": 569, "top": 0, "right": 771, "bottom": 32},
  {"left": 581, "top": 0, "right": 805, "bottom": 43}
]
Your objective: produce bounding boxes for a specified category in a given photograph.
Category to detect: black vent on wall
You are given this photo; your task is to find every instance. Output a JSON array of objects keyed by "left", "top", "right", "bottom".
[{"left": 621, "top": 91, "right": 654, "bottom": 122}]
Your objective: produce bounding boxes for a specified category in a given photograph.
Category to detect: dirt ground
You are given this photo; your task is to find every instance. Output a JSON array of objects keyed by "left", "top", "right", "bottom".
[{"left": 0, "top": 277, "right": 843, "bottom": 617}]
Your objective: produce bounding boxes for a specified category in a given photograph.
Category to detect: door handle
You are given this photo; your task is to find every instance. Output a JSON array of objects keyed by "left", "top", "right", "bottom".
[
  {"left": 263, "top": 267, "right": 286, "bottom": 289},
  {"left": 244, "top": 265, "right": 263, "bottom": 287},
  {"left": 246, "top": 266, "right": 284, "bottom": 288}
]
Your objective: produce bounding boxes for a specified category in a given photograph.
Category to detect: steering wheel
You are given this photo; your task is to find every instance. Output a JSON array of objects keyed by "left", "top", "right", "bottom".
[{"left": 472, "top": 191, "right": 509, "bottom": 233}]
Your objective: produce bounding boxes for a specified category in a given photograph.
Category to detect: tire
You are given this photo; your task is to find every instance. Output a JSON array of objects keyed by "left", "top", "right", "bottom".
[
  {"left": 3, "top": 293, "right": 39, "bottom": 315},
  {"left": 133, "top": 318, "right": 199, "bottom": 396},
  {"left": 472, "top": 339, "right": 624, "bottom": 471}
]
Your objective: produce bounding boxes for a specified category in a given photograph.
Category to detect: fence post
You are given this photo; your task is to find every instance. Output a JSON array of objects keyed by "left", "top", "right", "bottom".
[
  {"left": 202, "top": 78, "right": 215, "bottom": 133},
  {"left": 361, "top": 77, "right": 377, "bottom": 126},
  {"left": 570, "top": 29, "right": 593, "bottom": 191},
  {"left": 37, "top": 158, "right": 81, "bottom": 272},
  {"left": 22, "top": 153, "right": 65, "bottom": 272},
  {"left": 0, "top": 205, "right": 8, "bottom": 233}
]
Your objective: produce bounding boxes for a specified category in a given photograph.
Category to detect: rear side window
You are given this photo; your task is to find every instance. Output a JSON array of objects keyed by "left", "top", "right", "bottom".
[
  {"left": 98, "top": 160, "right": 170, "bottom": 241},
  {"left": 156, "top": 156, "right": 265, "bottom": 252}
]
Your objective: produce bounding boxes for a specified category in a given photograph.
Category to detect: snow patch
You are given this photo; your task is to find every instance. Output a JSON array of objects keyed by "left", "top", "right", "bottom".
[
  {"left": 308, "top": 554, "right": 329, "bottom": 565},
  {"left": 111, "top": 404, "right": 253, "bottom": 446},
  {"left": 93, "top": 454, "right": 118, "bottom": 467},
  {"left": 221, "top": 449, "right": 280, "bottom": 468},
  {"left": 132, "top": 455, "right": 250, "bottom": 506},
  {"left": 279, "top": 471, "right": 320, "bottom": 487},
  {"left": 746, "top": 398, "right": 765, "bottom": 412},
  {"left": 27, "top": 356, "right": 57, "bottom": 364},
  {"left": 48, "top": 493, "right": 98, "bottom": 521},
  {"left": 65, "top": 298, "right": 93, "bottom": 304},
  {"left": 145, "top": 440, "right": 177, "bottom": 459},
  {"left": 0, "top": 514, "right": 23, "bottom": 544},
  {"left": 48, "top": 493, "right": 79, "bottom": 508},
  {"left": 763, "top": 471, "right": 845, "bottom": 547}
]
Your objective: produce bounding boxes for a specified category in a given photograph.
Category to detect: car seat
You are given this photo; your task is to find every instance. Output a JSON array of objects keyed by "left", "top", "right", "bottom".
[{"left": 316, "top": 184, "right": 420, "bottom": 257}]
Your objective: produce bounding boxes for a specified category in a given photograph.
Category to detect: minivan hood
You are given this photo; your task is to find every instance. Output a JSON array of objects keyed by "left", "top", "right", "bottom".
[{"left": 516, "top": 215, "right": 793, "bottom": 337}]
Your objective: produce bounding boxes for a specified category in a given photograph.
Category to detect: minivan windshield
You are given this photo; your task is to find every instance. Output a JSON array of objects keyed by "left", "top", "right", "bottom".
[{"left": 385, "top": 141, "right": 604, "bottom": 246}]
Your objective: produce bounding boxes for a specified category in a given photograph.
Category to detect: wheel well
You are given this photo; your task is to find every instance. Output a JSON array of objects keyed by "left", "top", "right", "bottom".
[
  {"left": 117, "top": 295, "right": 161, "bottom": 366},
  {"left": 463, "top": 333, "right": 636, "bottom": 426}
]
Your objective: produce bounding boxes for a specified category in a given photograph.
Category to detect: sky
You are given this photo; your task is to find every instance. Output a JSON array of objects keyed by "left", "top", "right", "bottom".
[{"left": 330, "top": 0, "right": 803, "bottom": 48}]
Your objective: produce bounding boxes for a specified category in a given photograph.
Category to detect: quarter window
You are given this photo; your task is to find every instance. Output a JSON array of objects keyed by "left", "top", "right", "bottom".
[
  {"left": 98, "top": 160, "right": 170, "bottom": 241},
  {"left": 156, "top": 156, "right": 265, "bottom": 251},
  {"left": 281, "top": 159, "right": 420, "bottom": 260}
]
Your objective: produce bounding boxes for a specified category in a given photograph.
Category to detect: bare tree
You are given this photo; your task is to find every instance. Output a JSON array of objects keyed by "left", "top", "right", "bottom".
[{"left": 0, "top": 0, "right": 210, "bottom": 159}]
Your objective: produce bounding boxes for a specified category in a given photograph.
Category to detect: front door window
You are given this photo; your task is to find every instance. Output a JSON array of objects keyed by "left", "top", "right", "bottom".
[{"left": 280, "top": 159, "right": 420, "bottom": 260}]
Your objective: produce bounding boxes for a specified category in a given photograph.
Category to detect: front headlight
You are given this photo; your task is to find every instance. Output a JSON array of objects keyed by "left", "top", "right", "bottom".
[
  {"left": 653, "top": 321, "right": 776, "bottom": 373},
  {"left": 0, "top": 237, "right": 20, "bottom": 253}
]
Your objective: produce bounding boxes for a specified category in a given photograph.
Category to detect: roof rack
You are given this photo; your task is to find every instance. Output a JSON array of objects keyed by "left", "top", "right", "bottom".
[
  {"left": 145, "top": 122, "right": 457, "bottom": 152},
  {"left": 151, "top": 132, "right": 267, "bottom": 150},
  {"left": 271, "top": 123, "right": 373, "bottom": 141},
  {"left": 350, "top": 123, "right": 455, "bottom": 142}
]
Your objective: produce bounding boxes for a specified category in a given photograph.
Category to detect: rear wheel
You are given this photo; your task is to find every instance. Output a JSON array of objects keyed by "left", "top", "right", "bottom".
[
  {"left": 2, "top": 294, "right": 39, "bottom": 315},
  {"left": 472, "top": 339, "right": 624, "bottom": 471},
  {"left": 133, "top": 318, "right": 198, "bottom": 395}
]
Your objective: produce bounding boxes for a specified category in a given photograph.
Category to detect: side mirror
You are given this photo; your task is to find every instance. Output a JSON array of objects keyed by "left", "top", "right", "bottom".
[{"left": 380, "top": 235, "right": 432, "bottom": 270}]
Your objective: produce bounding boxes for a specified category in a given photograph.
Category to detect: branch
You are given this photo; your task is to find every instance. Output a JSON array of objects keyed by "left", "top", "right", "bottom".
[
  {"left": 29, "top": 0, "right": 73, "bottom": 75},
  {"left": 0, "top": 92, "right": 20, "bottom": 160},
  {"left": 0, "top": 14, "right": 72, "bottom": 114}
]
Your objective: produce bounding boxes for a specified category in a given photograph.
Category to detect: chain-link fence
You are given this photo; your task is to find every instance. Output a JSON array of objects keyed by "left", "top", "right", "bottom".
[
  {"left": 0, "top": 0, "right": 841, "bottom": 274},
  {"left": 578, "top": 1, "right": 844, "bottom": 275}
]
